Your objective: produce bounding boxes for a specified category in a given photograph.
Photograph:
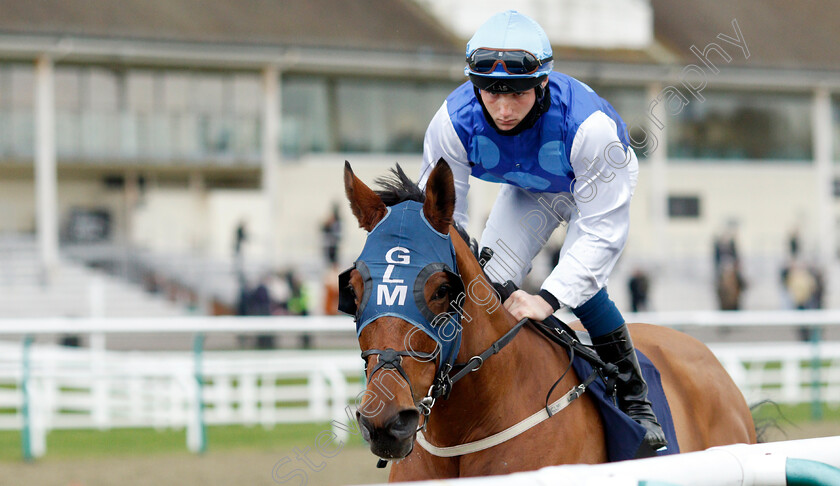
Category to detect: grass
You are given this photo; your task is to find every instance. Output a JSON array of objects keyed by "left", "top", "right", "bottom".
[
  {"left": 751, "top": 401, "right": 840, "bottom": 424},
  {"left": 0, "top": 422, "right": 368, "bottom": 463},
  {"left": 0, "top": 403, "right": 836, "bottom": 463}
]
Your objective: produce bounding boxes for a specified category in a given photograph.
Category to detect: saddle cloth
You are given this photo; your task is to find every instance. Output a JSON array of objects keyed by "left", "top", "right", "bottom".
[{"left": 570, "top": 330, "right": 680, "bottom": 462}]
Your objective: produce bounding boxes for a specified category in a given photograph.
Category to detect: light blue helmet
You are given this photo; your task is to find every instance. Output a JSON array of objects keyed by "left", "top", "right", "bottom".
[{"left": 465, "top": 10, "right": 554, "bottom": 93}]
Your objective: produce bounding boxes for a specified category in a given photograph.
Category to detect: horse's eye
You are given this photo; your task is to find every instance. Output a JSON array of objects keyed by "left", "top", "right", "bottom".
[
  {"left": 432, "top": 284, "right": 451, "bottom": 301},
  {"left": 345, "top": 284, "right": 357, "bottom": 299}
]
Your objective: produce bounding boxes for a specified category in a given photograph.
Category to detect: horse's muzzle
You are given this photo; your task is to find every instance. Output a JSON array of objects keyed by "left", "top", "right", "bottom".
[{"left": 357, "top": 408, "right": 420, "bottom": 459}]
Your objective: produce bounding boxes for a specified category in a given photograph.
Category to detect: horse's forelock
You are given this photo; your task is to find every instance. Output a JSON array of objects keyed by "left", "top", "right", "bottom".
[
  {"left": 373, "top": 164, "right": 477, "bottom": 260},
  {"left": 374, "top": 164, "right": 425, "bottom": 207}
]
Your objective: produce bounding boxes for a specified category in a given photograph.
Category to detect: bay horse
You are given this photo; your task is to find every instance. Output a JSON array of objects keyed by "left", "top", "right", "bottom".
[{"left": 341, "top": 160, "right": 755, "bottom": 481}]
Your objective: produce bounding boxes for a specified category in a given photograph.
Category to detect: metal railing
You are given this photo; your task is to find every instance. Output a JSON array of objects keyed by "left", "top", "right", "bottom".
[{"left": 0, "top": 312, "right": 838, "bottom": 459}]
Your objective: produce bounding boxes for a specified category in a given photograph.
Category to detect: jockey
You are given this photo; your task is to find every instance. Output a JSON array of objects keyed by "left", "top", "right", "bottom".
[{"left": 419, "top": 10, "right": 667, "bottom": 451}]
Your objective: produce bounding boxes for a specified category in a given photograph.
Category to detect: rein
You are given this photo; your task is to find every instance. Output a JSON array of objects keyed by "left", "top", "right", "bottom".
[{"left": 413, "top": 315, "right": 609, "bottom": 459}]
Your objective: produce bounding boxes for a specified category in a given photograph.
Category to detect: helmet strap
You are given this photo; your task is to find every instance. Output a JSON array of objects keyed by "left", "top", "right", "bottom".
[{"left": 474, "top": 81, "right": 551, "bottom": 136}]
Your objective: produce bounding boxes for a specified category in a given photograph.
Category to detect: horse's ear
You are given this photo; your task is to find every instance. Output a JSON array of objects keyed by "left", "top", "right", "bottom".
[
  {"left": 344, "top": 161, "right": 387, "bottom": 232},
  {"left": 423, "top": 159, "right": 455, "bottom": 234}
]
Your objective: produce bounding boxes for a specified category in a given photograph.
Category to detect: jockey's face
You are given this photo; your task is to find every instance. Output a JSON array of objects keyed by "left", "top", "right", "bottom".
[{"left": 479, "top": 88, "right": 535, "bottom": 131}]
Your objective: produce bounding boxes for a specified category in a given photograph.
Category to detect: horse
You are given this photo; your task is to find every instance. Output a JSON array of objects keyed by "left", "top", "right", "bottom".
[{"left": 341, "top": 160, "right": 756, "bottom": 481}]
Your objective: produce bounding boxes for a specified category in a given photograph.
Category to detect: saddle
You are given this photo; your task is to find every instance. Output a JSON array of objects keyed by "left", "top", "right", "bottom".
[
  {"left": 492, "top": 279, "right": 618, "bottom": 384},
  {"left": 491, "top": 278, "right": 680, "bottom": 461}
]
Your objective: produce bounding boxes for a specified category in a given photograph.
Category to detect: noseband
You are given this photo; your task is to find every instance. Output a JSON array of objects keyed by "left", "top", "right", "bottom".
[{"left": 360, "top": 347, "right": 438, "bottom": 406}]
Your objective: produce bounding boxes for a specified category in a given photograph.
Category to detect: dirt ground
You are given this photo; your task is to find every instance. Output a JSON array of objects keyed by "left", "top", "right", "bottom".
[
  {"left": 1, "top": 423, "right": 837, "bottom": 486},
  {"left": 0, "top": 447, "right": 388, "bottom": 486}
]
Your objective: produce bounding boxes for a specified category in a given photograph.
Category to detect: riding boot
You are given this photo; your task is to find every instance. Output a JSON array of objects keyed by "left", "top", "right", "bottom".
[{"left": 591, "top": 324, "right": 668, "bottom": 451}]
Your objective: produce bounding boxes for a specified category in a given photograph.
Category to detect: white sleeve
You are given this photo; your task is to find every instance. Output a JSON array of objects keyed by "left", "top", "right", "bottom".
[
  {"left": 419, "top": 101, "right": 472, "bottom": 228},
  {"left": 540, "top": 111, "right": 639, "bottom": 309}
]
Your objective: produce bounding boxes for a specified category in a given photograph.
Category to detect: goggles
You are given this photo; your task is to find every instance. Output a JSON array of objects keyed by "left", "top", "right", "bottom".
[{"left": 467, "top": 48, "right": 552, "bottom": 76}]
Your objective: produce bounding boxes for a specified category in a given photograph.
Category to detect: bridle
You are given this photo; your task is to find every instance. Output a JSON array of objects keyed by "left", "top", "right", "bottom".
[
  {"left": 337, "top": 201, "right": 528, "bottom": 428},
  {"left": 340, "top": 201, "right": 608, "bottom": 462}
]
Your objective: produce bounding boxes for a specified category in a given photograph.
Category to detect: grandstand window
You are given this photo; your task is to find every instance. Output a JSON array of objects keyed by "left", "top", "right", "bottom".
[
  {"left": 161, "top": 72, "right": 200, "bottom": 159},
  {"left": 667, "top": 195, "right": 701, "bottom": 218},
  {"left": 667, "top": 90, "right": 812, "bottom": 161},
  {"left": 82, "top": 68, "right": 120, "bottom": 157},
  {"left": 233, "top": 74, "right": 260, "bottom": 114},
  {"left": 282, "top": 76, "right": 331, "bottom": 156},
  {"left": 86, "top": 68, "right": 119, "bottom": 112},
  {"left": 334, "top": 78, "right": 457, "bottom": 154},
  {"left": 163, "top": 73, "right": 191, "bottom": 112},
  {"left": 231, "top": 74, "right": 261, "bottom": 159},
  {"left": 833, "top": 94, "right": 840, "bottom": 162},
  {"left": 589, "top": 85, "right": 649, "bottom": 159},
  {"left": 9, "top": 64, "right": 33, "bottom": 109},
  {"left": 193, "top": 74, "right": 233, "bottom": 157},
  {"left": 0, "top": 66, "right": 11, "bottom": 156},
  {"left": 55, "top": 67, "right": 82, "bottom": 156},
  {"left": 9, "top": 65, "right": 34, "bottom": 156},
  {"left": 55, "top": 67, "right": 81, "bottom": 111}
]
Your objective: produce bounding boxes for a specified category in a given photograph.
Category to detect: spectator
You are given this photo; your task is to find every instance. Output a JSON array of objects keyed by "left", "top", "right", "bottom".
[
  {"left": 234, "top": 220, "right": 248, "bottom": 259},
  {"left": 713, "top": 226, "right": 739, "bottom": 272},
  {"left": 713, "top": 223, "right": 746, "bottom": 311},
  {"left": 628, "top": 269, "right": 650, "bottom": 313},
  {"left": 784, "top": 260, "right": 816, "bottom": 310},
  {"left": 321, "top": 203, "right": 342, "bottom": 265},
  {"left": 788, "top": 227, "right": 800, "bottom": 258},
  {"left": 716, "top": 260, "right": 746, "bottom": 310},
  {"left": 809, "top": 265, "right": 824, "bottom": 310},
  {"left": 249, "top": 276, "right": 273, "bottom": 316},
  {"left": 284, "top": 270, "right": 312, "bottom": 349},
  {"left": 782, "top": 259, "right": 819, "bottom": 342}
]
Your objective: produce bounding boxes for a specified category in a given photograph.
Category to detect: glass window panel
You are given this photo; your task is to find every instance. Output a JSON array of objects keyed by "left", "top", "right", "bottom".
[
  {"left": 81, "top": 112, "right": 120, "bottom": 157},
  {"left": 127, "top": 70, "right": 155, "bottom": 113},
  {"left": 336, "top": 80, "right": 378, "bottom": 152},
  {"left": 590, "top": 85, "right": 649, "bottom": 159},
  {"left": 56, "top": 111, "right": 81, "bottom": 156},
  {"left": 233, "top": 74, "right": 260, "bottom": 114},
  {"left": 833, "top": 95, "right": 840, "bottom": 162},
  {"left": 163, "top": 72, "right": 191, "bottom": 112},
  {"left": 194, "top": 75, "right": 225, "bottom": 114},
  {"left": 282, "top": 76, "right": 329, "bottom": 156},
  {"left": 55, "top": 67, "right": 80, "bottom": 111},
  {"left": 0, "top": 65, "right": 9, "bottom": 109},
  {"left": 234, "top": 114, "right": 259, "bottom": 158},
  {"left": 668, "top": 90, "right": 812, "bottom": 161},
  {"left": 192, "top": 75, "right": 229, "bottom": 156},
  {"left": 335, "top": 78, "right": 457, "bottom": 154},
  {"left": 10, "top": 65, "right": 34, "bottom": 109},
  {"left": 0, "top": 66, "right": 11, "bottom": 155},
  {"left": 87, "top": 68, "right": 119, "bottom": 112},
  {"left": 11, "top": 111, "right": 33, "bottom": 156}
]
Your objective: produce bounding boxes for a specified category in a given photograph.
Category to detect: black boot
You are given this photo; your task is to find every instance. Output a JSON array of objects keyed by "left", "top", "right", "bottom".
[{"left": 592, "top": 324, "right": 668, "bottom": 452}]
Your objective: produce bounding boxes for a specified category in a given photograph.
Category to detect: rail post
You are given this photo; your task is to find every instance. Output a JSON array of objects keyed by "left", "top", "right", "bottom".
[
  {"left": 809, "top": 326, "right": 823, "bottom": 421},
  {"left": 20, "top": 336, "right": 33, "bottom": 462},
  {"left": 187, "top": 333, "right": 207, "bottom": 453}
]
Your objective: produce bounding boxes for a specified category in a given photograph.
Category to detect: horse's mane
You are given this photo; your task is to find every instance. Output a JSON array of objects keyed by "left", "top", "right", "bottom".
[{"left": 375, "top": 164, "right": 474, "bottom": 252}]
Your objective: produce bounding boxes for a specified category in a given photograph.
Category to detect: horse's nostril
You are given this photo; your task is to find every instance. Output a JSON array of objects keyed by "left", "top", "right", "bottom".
[
  {"left": 388, "top": 409, "right": 420, "bottom": 440},
  {"left": 356, "top": 413, "right": 373, "bottom": 442}
]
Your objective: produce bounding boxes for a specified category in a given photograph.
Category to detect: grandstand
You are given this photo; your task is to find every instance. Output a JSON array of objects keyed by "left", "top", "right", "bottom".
[{"left": 0, "top": 0, "right": 837, "bottom": 319}]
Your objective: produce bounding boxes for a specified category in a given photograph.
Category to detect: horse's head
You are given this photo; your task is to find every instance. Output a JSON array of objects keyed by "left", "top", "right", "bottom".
[{"left": 340, "top": 160, "right": 465, "bottom": 459}]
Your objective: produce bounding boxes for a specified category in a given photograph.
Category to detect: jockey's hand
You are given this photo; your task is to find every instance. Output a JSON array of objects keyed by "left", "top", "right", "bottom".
[{"left": 503, "top": 290, "right": 554, "bottom": 322}]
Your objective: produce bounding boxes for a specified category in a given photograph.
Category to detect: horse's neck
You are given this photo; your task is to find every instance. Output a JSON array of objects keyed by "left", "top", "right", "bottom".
[{"left": 426, "top": 237, "right": 574, "bottom": 444}]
